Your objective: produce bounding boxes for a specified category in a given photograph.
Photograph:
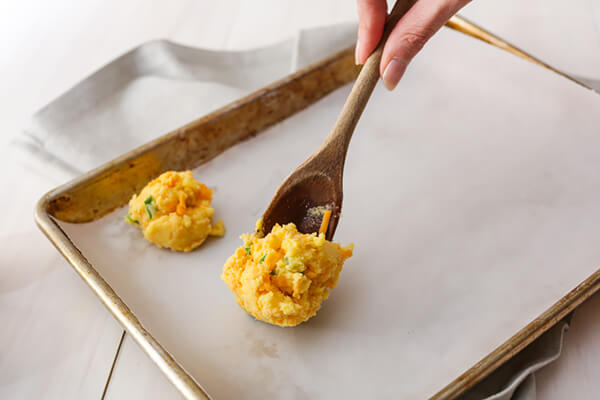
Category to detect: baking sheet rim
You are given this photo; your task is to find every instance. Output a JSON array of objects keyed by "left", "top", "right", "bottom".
[{"left": 34, "top": 21, "right": 600, "bottom": 400}]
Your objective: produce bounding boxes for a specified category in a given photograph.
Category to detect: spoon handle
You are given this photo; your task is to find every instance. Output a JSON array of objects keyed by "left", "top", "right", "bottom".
[{"left": 318, "top": 0, "right": 417, "bottom": 165}]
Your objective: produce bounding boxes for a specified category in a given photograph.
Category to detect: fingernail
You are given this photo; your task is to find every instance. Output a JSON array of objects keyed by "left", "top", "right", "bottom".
[
  {"left": 382, "top": 58, "right": 407, "bottom": 90},
  {"left": 354, "top": 40, "right": 361, "bottom": 65}
]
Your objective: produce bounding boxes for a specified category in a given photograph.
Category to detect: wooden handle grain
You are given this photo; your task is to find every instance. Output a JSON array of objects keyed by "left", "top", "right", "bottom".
[{"left": 320, "top": 0, "right": 417, "bottom": 159}]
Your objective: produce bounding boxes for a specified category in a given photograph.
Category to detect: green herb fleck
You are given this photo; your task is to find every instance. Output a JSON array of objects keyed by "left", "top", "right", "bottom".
[
  {"left": 145, "top": 204, "right": 154, "bottom": 219},
  {"left": 144, "top": 195, "right": 157, "bottom": 219},
  {"left": 285, "top": 257, "right": 289, "bottom": 265},
  {"left": 244, "top": 247, "right": 251, "bottom": 256},
  {"left": 126, "top": 214, "right": 139, "bottom": 224},
  {"left": 259, "top": 254, "right": 267, "bottom": 263},
  {"left": 286, "top": 258, "right": 306, "bottom": 274}
]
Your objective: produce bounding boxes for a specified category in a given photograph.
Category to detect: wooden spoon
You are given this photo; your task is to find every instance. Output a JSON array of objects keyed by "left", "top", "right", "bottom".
[{"left": 260, "top": 0, "right": 416, "bottom": 240}]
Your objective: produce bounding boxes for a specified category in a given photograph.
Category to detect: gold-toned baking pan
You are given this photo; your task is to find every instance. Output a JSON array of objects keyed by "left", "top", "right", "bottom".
[{"left": 35, "top": 16, "right": 600, "bottom": 400}]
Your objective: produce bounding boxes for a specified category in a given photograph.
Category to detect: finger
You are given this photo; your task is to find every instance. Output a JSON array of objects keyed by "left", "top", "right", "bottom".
[
  {"left": 356, "top": 0, "right": 388, "bottom": 65},
  {"left": 380, "top": 0, "right": 470, "bottom": 90}
]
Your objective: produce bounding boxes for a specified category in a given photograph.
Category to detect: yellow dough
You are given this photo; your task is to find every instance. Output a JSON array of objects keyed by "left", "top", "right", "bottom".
[
  {"left": 222, "top": 221, "right": 353, "bottom": 327},
  {"left": 125, "top": 171, "right": 224, "bottom": 251}
]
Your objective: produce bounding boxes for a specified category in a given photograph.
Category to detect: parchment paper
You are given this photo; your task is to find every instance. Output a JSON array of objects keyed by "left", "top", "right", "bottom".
[{"left": 53, "top": 25, "right": 600, "bottom": 399}]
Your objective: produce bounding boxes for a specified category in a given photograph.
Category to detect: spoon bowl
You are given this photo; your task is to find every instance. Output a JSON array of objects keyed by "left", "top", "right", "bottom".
[
  {"left": 261, "top": 0, "right": 416, "bottom": 240},
  {"left": 261, "top": 169, "right": 341, "bottom": 240}
]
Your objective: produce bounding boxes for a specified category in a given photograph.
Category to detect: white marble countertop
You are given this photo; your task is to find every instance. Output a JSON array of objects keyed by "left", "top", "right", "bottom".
[{"left": 1, "top": 1, "right": 599, "bottom": 399}]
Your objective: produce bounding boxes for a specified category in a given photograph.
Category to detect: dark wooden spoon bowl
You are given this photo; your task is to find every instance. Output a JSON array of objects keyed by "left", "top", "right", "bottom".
[
  {"left": 261, "top": 159, "right": 342, "bottom": 240},
  {"left": 261, "top": 0, "right": 416, "bottom": 240}
]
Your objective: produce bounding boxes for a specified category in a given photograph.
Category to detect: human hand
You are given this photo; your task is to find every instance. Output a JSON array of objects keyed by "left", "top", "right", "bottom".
[{"left": 356, "top": 0, "right": 471, "bottom": 90}]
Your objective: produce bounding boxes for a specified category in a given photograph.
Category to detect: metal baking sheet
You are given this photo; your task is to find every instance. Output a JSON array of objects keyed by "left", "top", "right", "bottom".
[{"left": 37, "top": 25, "right": 600, "bottom": 400}]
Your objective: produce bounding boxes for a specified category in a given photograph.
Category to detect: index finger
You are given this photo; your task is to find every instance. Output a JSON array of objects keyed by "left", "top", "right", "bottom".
[{"left": 356, "top": 0, "right": 388, "bottom": 65}]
